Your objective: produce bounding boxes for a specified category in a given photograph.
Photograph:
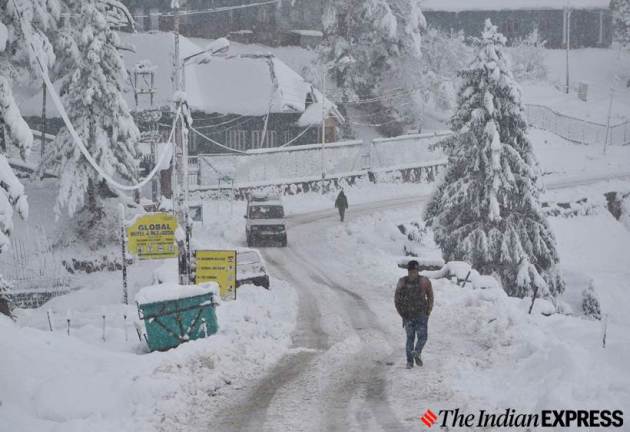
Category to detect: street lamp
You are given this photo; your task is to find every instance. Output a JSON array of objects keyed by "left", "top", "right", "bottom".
[
  {"left": 320, "top": 55, "right": 354, "bottom": 181},
  {"left": 172, "top": 37, "right": 230, "bottom": 285}
]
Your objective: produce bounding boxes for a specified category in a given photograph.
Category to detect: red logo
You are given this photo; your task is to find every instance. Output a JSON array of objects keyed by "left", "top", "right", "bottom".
[{"left": 421, "top": 409, "right": 438, "bottom": 428}]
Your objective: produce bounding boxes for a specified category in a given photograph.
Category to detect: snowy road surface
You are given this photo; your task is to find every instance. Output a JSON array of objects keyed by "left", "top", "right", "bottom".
[
  {"left": 210, "top": 174, "right": 630, "bottom": 431},
  {"left": 213, "top": 195, "right": 426, "bottom": 431}
]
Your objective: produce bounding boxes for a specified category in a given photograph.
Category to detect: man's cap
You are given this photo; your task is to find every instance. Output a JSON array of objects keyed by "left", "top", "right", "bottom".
[{"left": 407, "top": 260, "right": 419, "bottom": 270}]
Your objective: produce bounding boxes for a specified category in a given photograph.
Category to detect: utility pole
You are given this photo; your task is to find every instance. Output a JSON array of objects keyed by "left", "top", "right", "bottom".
[
  {"left": 41, "top": 81, "right": 47, "bottom": 158},
  {"left": 321, "top": 66, "right": 327, "bottom": 182},
  {"left": 565, "top": 6, "right": 571, "bottom": 94},
  {"left": 171, "top": 1, "right": 189, "bottom": 285},
  {"left": 603, "top": 88, "right": 615, "bottom": 154}
]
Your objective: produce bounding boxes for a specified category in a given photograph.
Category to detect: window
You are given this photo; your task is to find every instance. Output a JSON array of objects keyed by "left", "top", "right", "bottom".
[
  {"left": 598, "top": 11, "right": 604, "bottom": 45},
  {"left": 283, "top": 130, "right": 292, "bottom": 145},
  {"left": 149, "top": 8, "right": 159, "bottom": 31},
  {"left": 135, "top": 8, "right": 145, "bottom": 32},
  {"left": 249, "top": 205, "right": 285, "bottom": 219},
  {"left": 258, "top": 6, "right": 272, "bottom": 24},
  {"left": 252, "top": 130, "right": 277, "bottom": 148},
  {"left": 539, "top": 17, "right": 550, "bottom": 32},
  {"left": 501, "top": 18, "right": 519, "bottom": 36},
  {"left": 226, "top": 129, "right": 248, "bottom": 150}
]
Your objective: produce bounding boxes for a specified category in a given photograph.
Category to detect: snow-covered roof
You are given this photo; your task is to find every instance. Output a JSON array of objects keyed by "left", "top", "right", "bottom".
[
  {"left": 15, "top": 32, "right": 340, "bottom": 123},
  {"left": 185, "top": 54, "right": 312, "bottom": 116},
  {"left": 422, "top": 0, "right": 610, "bottom": 12}
]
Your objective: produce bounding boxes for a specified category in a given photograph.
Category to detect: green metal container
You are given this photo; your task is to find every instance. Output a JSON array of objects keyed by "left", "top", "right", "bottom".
[{"left": 137, "top": 292, "right": 218, "bottom": 352}]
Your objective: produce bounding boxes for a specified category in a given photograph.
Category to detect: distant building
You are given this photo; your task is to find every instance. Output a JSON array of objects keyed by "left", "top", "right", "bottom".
[
  {"left": 125, "top": 0, "right": 324, "bottom": 47},
  {"left": 422, "top": 0, "right": 613, "bottom": 48},
  {"left": 123, "top": 0, "right": 612, "bottom": 49}
]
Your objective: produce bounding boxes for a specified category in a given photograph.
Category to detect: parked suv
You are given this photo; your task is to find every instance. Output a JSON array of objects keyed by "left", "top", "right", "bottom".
[
  {"left": 245, "top": 194, "right": 288, "bottom": 247},
  {"left": 236, "top": 248, "right": 270, "bottom": 289}
]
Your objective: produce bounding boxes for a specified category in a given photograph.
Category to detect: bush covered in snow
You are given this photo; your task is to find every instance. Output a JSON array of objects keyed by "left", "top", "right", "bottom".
[
  {"left": 508, "top": 29, "right": 547, "bottom": 82},
  {"left": 611, "top": 0, "right": 630, "bottom": 48},
  {"left": 418, "top": 27, "right": 472, "bottom": 112},
  {"left": 320, "top": 0, "right": 426, "bottom": 135},
  {"left": 0, "top": 275, "right": 14, "bottom": 318}
]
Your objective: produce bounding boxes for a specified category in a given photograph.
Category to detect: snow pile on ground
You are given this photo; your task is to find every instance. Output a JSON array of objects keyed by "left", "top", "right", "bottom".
[
  {"left": 324, "top": 205, "right": 630, "bottom": 427},
  {"left": 530, "top": 129, "right": 630, "bottom": 183},
  {"left": 2, "top": 269, "right": 297, "bottom": 432},
  {"left": 522, "top": 48, "right": 630, "bottom": 124}
]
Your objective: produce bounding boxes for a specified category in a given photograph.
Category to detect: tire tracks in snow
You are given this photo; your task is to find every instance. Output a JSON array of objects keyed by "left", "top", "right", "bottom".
[{"left": 212, "top": 196, "right": 426, "bottom": 431}]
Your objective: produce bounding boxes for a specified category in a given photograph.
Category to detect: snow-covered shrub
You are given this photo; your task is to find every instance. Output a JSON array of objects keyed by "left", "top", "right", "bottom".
[
  {"left": 559, "top": 270, "right": 602, "bottom": 319},
  {"left": 419, "top": 27, "right": 472, "bottom": 112},
  {"left": 508, "top": 29, "right": 547, "bottom": 82},
  {"left": 320, "top": 0, "right": 426, "bottom": 134},
  {"left": 611, "top": 0, "right": 630, "bottom": 48},
  {"left": 621, "top": 193, "right": 630, "bottom": 231},
  {"left": 397, "top": 221, "right": 431, "bottom": 257},
  {"left": 425, "top": 20, "right": 565, "bottom": 298},
  {"left": 542, "top": 198, "right": 600, "bottom": 218},
  {"left": 0, "top": 275, "right": 13, "bottom": 318},
  {"left": 582, "top": 284, "right": 602, "bottom": 320},
  {"left": 42, "top": 0, "right": 140, "bottom": 220}
]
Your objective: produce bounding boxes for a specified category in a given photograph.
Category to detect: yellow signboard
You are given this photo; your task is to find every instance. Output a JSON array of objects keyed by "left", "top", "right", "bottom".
[
  {"left": 195, "top": 250, "right": 237, "bottom": 299},
  {"left": 127, "top": 213, "right": 178, "bottom": 260}
]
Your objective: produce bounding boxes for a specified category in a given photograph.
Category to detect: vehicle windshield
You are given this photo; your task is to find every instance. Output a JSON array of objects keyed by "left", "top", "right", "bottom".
[
  {"left": 249, "top": 205, "right": 284, "bottom": 219},
  {"left": 238, "top": 251, "right": 261, "bottom": 265}
]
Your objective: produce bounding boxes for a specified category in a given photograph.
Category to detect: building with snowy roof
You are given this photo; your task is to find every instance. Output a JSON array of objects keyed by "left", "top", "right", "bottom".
[
  {"left": 15, "top": 31, "right": 342, "bottom": 155},
  {"left": 422, "top": 0, "right": 612, "bottom": 48}
]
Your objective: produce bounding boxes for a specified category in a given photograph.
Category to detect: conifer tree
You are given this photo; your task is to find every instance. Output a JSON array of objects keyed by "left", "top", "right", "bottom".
[
  {"left": 425, "top": 20, "right": 565, "bottom": 298},
  {"left": 44, "top": 0, "right": 140, "bottom": 219}
]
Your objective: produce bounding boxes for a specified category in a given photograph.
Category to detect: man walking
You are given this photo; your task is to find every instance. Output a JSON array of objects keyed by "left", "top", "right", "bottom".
[
  {"left": 334, "top": 189, "right": 348, "bottom": 222},
  {"left": 394, "top": 260, "right": 434, "bottom": 369}
]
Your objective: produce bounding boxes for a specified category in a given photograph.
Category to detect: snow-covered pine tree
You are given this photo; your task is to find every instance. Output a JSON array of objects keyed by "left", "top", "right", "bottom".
[
  {"left": 1, "top": 0, "right": 61, "bottom": 308},
  {"left": 44, "top": 0, "right": 140, "bottom": 220},
  {"left": 611, "top": 0, "right": 630, "bottom": 48},
  {"left": 320, "top": 0, "right": 425, "bottom": 135},
  {"left": 425, "top": 20, "right": 565, "bottom": 298}
]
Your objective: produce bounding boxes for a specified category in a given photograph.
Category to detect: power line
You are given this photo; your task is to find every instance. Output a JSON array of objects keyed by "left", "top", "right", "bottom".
[
  {"left": 133, "top": 0, "right": 279, "bottom": 19},
  {"left": 11, "top": 0, "right": 178, "bottom": 192},
  {"left": 194, "top": 115, "right": 247, "bottom": 130}
]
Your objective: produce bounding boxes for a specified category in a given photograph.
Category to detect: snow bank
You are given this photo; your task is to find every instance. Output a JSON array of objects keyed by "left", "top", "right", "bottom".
[
  {"left": 324, "top": 205, "right": 630, "bottom": 422},
  {"left": 6, "top": 264, "right": 297, "bottom": 432}
]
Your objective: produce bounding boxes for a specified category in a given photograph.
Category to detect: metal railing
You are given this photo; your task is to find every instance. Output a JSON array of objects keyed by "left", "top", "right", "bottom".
[
  {"left": 525, "top": 104, "right": 630, "bottom": 147},
  {"left": 189, "top": 132, "right": 451, "bottom": 189}
]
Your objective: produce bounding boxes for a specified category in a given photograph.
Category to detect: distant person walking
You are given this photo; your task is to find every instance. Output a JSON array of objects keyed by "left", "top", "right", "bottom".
[
  {"left": 335, "top": 190, "right": 348, "bottom": 222},
  {"left": 394, "top": 260, "right": 434, "bottom": 369}
]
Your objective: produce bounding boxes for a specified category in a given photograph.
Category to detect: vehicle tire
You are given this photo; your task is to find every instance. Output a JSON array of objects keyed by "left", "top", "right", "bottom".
[
  {"left": 281, "top": 235, "right": 287, "bottom": 247},
  {"left": 247, "top": 234, "right": 253, "bottom": 247}
]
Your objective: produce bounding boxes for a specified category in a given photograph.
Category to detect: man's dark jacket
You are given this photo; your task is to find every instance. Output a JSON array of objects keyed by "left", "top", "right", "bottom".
[{"left": 395, "top": 275, "right": 434, "bottom": 321}]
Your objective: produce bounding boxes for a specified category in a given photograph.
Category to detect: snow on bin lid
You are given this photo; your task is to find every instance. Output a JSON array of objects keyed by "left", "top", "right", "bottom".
[{"left": 135, "top": 282, "right": 219, "bottom": 305}]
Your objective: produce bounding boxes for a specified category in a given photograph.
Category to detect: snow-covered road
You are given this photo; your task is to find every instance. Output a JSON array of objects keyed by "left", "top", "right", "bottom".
[
  {"left": 212, "top": 195, "right": 425, "bottom": 431},
  {"left": 209, "top": 173, "right": 630, "bottom": 431}
]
